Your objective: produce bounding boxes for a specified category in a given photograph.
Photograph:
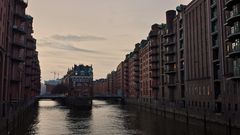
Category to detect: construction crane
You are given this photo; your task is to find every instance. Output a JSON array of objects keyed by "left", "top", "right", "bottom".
[{"left": 50, "top": 72, "right": 60, "bottom": 80}]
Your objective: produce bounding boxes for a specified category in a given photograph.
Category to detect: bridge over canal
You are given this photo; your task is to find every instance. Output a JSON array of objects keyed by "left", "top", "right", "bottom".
[{"left": 36, "top": 94, "right": 123, "bottom": 101}]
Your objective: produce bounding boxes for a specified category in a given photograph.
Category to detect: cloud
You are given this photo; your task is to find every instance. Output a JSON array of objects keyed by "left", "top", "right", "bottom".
[
  {"left": 38, "top": 41, "right": 101, "bottom": 54},
  {"left": 51, "top": 34, "right": 106, "bottom": 42},
  {"left": 122, "top": 49, "right": 132, "bottom": 52}
]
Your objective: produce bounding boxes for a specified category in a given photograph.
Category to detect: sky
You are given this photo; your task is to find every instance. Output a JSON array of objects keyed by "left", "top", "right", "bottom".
[{"left": 26, "top": 0, "right": 191, "bottom": 81}]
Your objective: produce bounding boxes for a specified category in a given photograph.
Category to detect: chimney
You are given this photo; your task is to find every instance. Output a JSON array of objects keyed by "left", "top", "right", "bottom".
[{"left": 166, "top": 10, "right": 176, "bottom": 33}]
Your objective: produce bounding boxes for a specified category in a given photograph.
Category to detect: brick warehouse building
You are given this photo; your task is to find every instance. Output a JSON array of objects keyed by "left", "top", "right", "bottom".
[
  {"left": 107, "top": 71, "right": 117, "bottom": 96},
  {"left": 94, "top": 0, "right": 240, "bottom": 127},
  {"left": 224, "top": 0, "right": 240, "bottom": 122},
  {"left": 0, "top": 0, "right": 40, "bottom": 131},
  {"left": 139, "top": 40, "right": 150, "bottom": 102},
  {"left": 128, "top": 44, "right": 140, "bottom": 99},
  {"left": 93, "top": 79, "right": 108, "bottom": 97}
]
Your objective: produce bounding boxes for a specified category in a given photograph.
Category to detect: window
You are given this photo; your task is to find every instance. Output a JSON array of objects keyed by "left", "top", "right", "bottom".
[
  {"left": 232, "top": 39, "right": 240, "bottom": 52},
  {"left": 232, "top": 4, "right": 240, "bottom": 16},
  {"left": 212, "top": 21, "right": 218, "bottom": 33},
  {"left": 234, "top": 21, "right": 240, "bottom": 33},
  {"left": 212, "top": 35, "right": 218, "bottom": 47},
  {"left": 180, "top": 40, "right": 184, "bottom": 49},
  {"left": 213, "top": 49, "right": 219, "bottom": 60},
  {"left": 233, "top": 58, "right": 240, "bottom": 76},
  {"left": 181, "top": 85, "right": 185, "bottom": 98},
  {"left": 211, "top": 7, "right": 217, "bottom": 19},
  {"left": 179, "top": 30, "right": 183, "bottom": 39},
  {"left": 180, "top": 51, "right": 184, "bottom": 59},
  {"left": 230, "top": 22, "right": 240, "bottom": 35}
]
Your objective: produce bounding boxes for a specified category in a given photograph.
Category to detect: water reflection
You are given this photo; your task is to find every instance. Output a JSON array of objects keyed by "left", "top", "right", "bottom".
[
  {"left": 66, "top": 108, "right": 92, "bottom": 134},
  {"left": 9, "top": 100, "right": 240, "bottom": 135}
]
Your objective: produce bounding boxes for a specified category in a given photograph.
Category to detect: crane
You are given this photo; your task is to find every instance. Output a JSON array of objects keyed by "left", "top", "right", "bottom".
[{"left": 50, "top": 72, "right": 61, "bottom": 80}]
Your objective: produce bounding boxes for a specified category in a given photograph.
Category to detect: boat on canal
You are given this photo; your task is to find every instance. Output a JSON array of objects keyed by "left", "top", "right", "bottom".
[{"left": 62, "top": 64, "right": 93, "bottom": 110}]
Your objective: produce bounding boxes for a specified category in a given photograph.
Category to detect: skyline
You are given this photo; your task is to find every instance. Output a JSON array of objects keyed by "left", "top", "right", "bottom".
[{"left": 26, "top": 0, "right": 191, "bottom": 81}]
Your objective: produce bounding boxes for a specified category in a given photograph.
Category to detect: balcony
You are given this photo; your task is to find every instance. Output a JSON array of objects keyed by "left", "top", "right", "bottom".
[
  {"left": 150, "top": 43, "right": 159, "bottom": 49},
  {"left": 163, "top": 41, "right": 175, "bottom": 46},
  {"left": 210, "top": 0, "right": 217, "bottom": 7},
  {"left": 18, "top": 0, "right": 28, "bottom": 7},
  {"left": 149, "top": 49, "right": 159, "bottom": 56},
  {"left": 134, "top": 73, "right": 139, "bottom": 78},
  {"left": 11, "top": 71, "right": 21, "bottom": 82},
  {"left": 150, "top": 57, "right": 159, "bottom": 63},
  {"left": 26, "top": 42, "right": 36, "bottom": 50},
  {"left": 225, "top": 0, "right": 238, "bottom": 10},
  {"left": 165, "top": 57, "right": 176, "bottom": 65},
  {"left": 133, "top": 62, "right": 139, "bottom": 67},
  {"left": 163, "top": 32, "right": 174, "bottom": 38},
  {"left": 165, "top": 47, "right": 176, "bottom": 55},
  {"left": 133, "top": 82, "right": 140, "bottom": 89},
  {"left": 226, "top": 12, "right": 240, "bottom": 26},
  {"left": 151, "top": 73, "right": 160, "bottom": 78},
  {"left": 26, "top": 68, "right": 32, "bottom": 76},
  {"left": 13, "top": 25, "right": 26, "bottom": 34},
  {"left": 151, "top": 81, "right": 159, "bottom": 89},
  {"left": 166, "top": 78, "right": 176, "bottom": 87},
  {"left": 165, "top": 68, "right": 176, "bottom": 74},
  {"left": 27, "top": 35, "right": 36, "bottom": 43},
  {"left": 14, "top": 9, "right": 26, "bottom": 20},
  {"left": 134, "top": 68, "right": 139, "bottom": 72},
  {"left": 229, "top": 44, "right": 240, "bottom": 57},
  {"left": 25, "top": 60, "right": 32, "bottom": 67},
  {"left": 214, "top": 70, "right": 221, "bottom": 80},
  {"left": 25, "top": 77, "right": 31, "bottom": 88},
  {"left": 26, "top": 51, "right": 33, "bottom": 58},
  {"left": 150, "top": 65, "right": 160, "bottom": 71},
  {"left": 12, "top": 52, "right": 24, "bottom": 62},
  {"left": 229, "top": 67, "right": 240, "bottom": 80},
  {"left": 133, "top": 58, "right": 139, "bottom": 62},
  {"left": 12, "top": 36, "right": 25, "bottom": 48},
  {"left": 227, "top": 29, "right": 240, "bottom": 41},
  {"left": 134, "top": 78, "right": 139, "bottom": 83},
  {"left": 149, "top": 30, "right": 159, "bottom": 38}
]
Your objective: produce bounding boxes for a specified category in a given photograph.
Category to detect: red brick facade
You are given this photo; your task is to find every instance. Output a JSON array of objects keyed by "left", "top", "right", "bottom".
[
  {"left": 0, "top": 0, "right": 40, "bottom": 120},
  {"left": 93, "top": 79, "right": 108, "bottom": 96},
  {"left": 93, "top": 0, "right": 240, "bottom": 127}
]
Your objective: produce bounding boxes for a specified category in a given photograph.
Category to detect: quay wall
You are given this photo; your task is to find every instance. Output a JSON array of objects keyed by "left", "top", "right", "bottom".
[
  {"left": 0, "top": 99, "right": 38, "bottom": 135},
  {"left": 125, "top": 98, "right": 240, "bottom": 131}
]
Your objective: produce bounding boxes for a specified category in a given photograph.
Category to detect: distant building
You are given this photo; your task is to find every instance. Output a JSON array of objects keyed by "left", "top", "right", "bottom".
[
  {"left": 93, "top": 79, "right": 108, "bottom": 96},
  {"left": 62, "top": 64, "right": 93, "bottom": 97},
  {"left": 40, "top": 82, "right": 46, "bottom": 95},
  {"left": 62, "top": 64, "right": 93, "bottom": 109},
  {"left": 128, "top": 44, "right": 140, "bottom": 99},
  {"left": 139, "top": 40, "right": 150, "bottom": 102},
  {"left": 116, "top": 62, "right": 124, "bottom": 96},
  {"left": 45, "top": 79, "right": 62, "bottom": 94}
]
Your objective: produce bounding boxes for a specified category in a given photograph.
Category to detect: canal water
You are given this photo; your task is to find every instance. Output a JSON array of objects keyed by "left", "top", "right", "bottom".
[{"left": 9, "top": 100, "right": 239, "bottom": 135}]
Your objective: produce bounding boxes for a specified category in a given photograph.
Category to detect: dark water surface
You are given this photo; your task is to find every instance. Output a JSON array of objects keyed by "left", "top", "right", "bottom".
[{"left": 12, "top": 100, "right": 239, "bottom": 135}]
